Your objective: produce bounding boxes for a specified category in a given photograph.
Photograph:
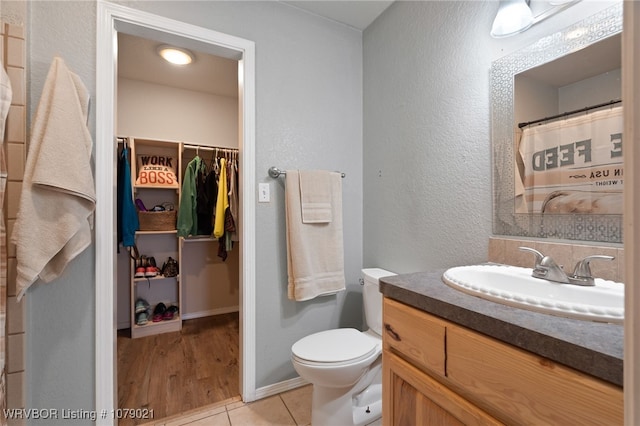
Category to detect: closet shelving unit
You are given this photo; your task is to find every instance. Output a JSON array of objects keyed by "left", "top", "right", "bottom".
[{"left": 127, "top": 137, "right": 183, "bottom": 339}]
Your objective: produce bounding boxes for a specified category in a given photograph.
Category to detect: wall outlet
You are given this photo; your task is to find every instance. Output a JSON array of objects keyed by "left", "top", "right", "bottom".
[{"left": 258, "top": 182, "right": 270, "bottom": 202}]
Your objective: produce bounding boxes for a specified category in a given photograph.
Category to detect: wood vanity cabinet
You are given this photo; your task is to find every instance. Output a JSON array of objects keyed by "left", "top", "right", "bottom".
[{"left": 382, "top": 297, "right": 623, "bottom": 426}]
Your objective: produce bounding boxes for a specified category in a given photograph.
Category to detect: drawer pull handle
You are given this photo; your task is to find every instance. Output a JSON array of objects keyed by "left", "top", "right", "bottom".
[{"left": 385, "top": 324, "right": 401, "bottom": 341}]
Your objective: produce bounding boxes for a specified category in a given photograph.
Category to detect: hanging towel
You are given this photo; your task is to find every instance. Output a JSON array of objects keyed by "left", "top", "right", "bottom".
[
  {"left": 11, "top": 57, "right": 96, "bottom": 301},
  {"left": 299, "top": 170, "right": 332, "bottom": 223},
  {"left": 285, "top": 170, "right": 345, "bottom": 301},
  {"left": 213, "top": 157, "right": 228, "bottom": 238}
]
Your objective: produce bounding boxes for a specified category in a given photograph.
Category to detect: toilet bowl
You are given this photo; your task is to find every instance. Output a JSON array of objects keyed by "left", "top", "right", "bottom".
[{"left": 291, "top": 268, "right": 395, "bottom": 426}]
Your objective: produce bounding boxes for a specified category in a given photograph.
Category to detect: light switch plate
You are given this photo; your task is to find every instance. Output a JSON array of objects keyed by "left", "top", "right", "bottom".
[{"left": 258, "top": 182, "right": 270, "bottom": 202}]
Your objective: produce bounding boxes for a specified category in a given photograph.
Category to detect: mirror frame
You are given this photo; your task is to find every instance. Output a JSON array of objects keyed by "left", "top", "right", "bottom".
[{"left": 491, "top": 3, "right": 623, "bottom": 243}]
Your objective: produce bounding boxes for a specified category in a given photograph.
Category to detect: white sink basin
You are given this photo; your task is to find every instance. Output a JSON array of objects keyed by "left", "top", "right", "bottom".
[{"left": 442, "top": 264, "right": 624, "bottom": 324}]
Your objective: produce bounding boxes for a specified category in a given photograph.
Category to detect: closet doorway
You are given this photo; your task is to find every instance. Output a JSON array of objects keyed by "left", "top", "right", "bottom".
[
  {"left": 115, "top": 31, "right": 242, "bottom": 422},
  {"left": 95, "top": 3, "right": 257, "bottom": 425}
]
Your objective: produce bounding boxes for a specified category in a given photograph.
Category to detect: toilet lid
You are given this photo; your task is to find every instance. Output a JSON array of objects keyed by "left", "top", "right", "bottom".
[{"left": 292, "top": 328, "right": 378, "bottom": 363}]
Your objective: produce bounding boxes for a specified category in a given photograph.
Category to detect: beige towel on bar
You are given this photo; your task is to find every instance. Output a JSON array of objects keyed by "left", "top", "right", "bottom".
[
  {"left": 286, "top": 170, "right": 345, "bottom": 301},
  {"left": 299, "top": 170, "right": 332, "bottom": 223},
  {"left": 11, "top": 57, "right": 96, "bottom": 300}
]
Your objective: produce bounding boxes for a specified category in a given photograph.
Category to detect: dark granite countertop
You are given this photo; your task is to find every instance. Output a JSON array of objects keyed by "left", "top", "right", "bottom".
[{"left": 380, "top": 269, "right": 623, "bottom": 387}]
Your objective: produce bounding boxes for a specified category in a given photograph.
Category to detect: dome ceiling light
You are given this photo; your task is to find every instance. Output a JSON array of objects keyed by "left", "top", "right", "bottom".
[{"left": 157, "top": 45, "right": 194, "bottom": 65}]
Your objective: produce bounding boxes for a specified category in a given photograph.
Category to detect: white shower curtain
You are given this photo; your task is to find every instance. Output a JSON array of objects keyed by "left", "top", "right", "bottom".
[{"left": 517, "top": 106, "right": 623, "bottom": 214}]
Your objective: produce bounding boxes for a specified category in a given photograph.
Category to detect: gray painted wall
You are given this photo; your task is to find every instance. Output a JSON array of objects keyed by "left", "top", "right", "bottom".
[
  {"left": 363, "top": 1, "right": 496, "bottom": 273},
  {"left": 24, "top": 0, "right": 362, "bottom": 421},
  {"left": 362, "top": 0, "right": 619, "bottom": 274},
  {"left": 15, "top": 0, "right": 620, "bottom": 422}
]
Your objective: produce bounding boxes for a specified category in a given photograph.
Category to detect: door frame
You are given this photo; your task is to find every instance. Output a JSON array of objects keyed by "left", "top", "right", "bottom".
[{"left": 95, "top": 2, "right": 256, "bottom": 424}]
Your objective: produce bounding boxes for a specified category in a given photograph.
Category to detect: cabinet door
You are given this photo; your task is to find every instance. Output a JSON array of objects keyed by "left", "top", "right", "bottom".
[
  {"left": 446, "top": 325, "right": 623, "bottom": 425},
  {"left": 383, "top": 351, "right": 503, "bottom": 426}
]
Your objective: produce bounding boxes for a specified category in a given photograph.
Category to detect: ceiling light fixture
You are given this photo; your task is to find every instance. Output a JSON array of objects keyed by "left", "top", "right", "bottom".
[
  {"left": 157, "top": 45, "right": 194, "bottom": 65},
  {"left": 490, "top": 0, "right": 581, "bottom": 38}
]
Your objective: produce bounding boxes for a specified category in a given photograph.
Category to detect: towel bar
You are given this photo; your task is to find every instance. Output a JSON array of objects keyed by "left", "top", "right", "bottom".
[{"left": 268, "top": 166, "right": 345, "bottom": 178}]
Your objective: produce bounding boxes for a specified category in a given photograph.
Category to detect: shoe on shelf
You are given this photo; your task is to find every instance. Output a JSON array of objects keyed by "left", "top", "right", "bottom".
[
  {"left": 135, "top": 311, "right": 149, "bottom": 326},
  {"left": 145, "top": 256, "right": 160, "bottom": 278},
  {"left": 134, "top": 255, "right": 148, "bottom": 278},
  {"left": 163, "top": 305, "right": 179, "bottom": 321},
  {"left": 152, "top": 302, "right": 167, "bottom": 322},
  {"left": 134, "top": 265, "right": 146, "bottom": 278},
  {"left": 135, "top": 298, "right": 150, "bottom": 314}
]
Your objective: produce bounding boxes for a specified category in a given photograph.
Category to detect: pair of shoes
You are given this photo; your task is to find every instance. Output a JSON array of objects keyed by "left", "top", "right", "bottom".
[
  {"left": 152, "top": 302, "right": 167, "bottom": 322},
  {"left": 136, "top": 311, "right": 149, "bottom": 326},
  {"left": 134, "top": 255, "right": 160, "bottom": 278},
  {"left": 162, "top": 305, "right": 179, "bottom": 321},
  {"left": 135, "top": 298, "right": 150, "bottom": 314}
]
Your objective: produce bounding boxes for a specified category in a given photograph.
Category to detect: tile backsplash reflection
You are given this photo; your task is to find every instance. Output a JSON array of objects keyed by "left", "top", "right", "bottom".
[{"left": 489, "top": 237, "right": 624, "bottom": 283}]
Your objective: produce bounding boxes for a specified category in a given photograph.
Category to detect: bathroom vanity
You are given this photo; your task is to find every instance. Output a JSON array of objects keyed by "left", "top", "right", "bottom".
[{"left": 380, "top": 270, "right": 623, "bottom": 425}]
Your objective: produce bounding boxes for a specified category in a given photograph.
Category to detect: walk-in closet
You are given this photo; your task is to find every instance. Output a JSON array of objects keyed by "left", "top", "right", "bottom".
[{"left": 114, "top": 32, "right": 241, "bottom": 424}]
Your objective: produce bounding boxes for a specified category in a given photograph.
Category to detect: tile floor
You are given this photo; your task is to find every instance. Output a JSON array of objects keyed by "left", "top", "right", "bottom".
[
  {"left": 141, "top": 384, "right": 382, "bottom": 426},
  {"left": 142, "top": 385, "right": 312, "bottom": 426}
]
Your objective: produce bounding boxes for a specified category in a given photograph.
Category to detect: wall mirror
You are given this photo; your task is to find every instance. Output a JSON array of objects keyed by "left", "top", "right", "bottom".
[{"left": 491, "top": 3, "right": 623, "bottom": 243}]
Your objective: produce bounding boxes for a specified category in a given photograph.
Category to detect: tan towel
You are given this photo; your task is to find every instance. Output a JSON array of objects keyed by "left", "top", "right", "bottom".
[
  {"left": 286, "top": 170, "right": 345, "bottom": 301},
  {"left": 299, "top": 170, "right": 332, "bottom": 223},
  {"left": 11, "top": 57, "right": 96, "bottom": 300}
]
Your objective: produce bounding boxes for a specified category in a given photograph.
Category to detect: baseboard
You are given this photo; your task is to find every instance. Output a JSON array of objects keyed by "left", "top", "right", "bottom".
[
  {"left": 252, "top": 376, "right": 309, "bottom": 401},
  {"left": 181, "top": 306, "right": 239, "bottom": 320}
]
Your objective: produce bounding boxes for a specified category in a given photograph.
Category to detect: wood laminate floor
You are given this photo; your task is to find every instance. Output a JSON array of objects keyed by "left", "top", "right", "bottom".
[{"left": 117, "top": 313, "right": 240, "bottom": 426}]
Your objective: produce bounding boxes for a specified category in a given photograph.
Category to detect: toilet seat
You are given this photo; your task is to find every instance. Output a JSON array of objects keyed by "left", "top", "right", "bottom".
[{"left": 292, "top": 328, "right": 379, "bottom": 366}]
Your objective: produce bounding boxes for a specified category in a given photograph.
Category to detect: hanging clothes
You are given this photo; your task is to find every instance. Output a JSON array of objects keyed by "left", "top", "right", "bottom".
[
  {"left": 196, "top": 161, "right": 213, "bottom": 235},
  {"left": 228, "top": 157, "right": 239, "bottom": 238},
  {"left": 213, "top": 157, "right": 228, "bottom": 239},
  {"left": 117, "top": 144, "right": 139, "bottom": 248},
  {"left": 177, "top": 156, "right": 204, "bottom": 237}
]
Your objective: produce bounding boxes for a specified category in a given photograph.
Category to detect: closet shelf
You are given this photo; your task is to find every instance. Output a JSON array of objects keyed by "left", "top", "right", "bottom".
[
  {"left": 134, "top": 184, "right": 180, "bottom": 190},
  {"left": 136, "top": 230, "right": 177, "bottom": 236},
  {"left": 132, "top": 315, "right": 181, "bottom": 337},
  {"left": 182, "top": 236, "right": 217, "bottom": 243},
  {"left": 133, "top": 274, "right": 180, "bottom": 283}
]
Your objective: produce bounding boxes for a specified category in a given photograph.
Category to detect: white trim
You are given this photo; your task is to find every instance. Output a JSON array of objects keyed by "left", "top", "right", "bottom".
[
  {"left": 181, "top": 306, "right": 240, "bottom": 321},
  {"left": 95, "top": 2, "right": 256, "bottom": 424},
  {"left": 253, "top": 376, "right": 310, "bottom": 400},
  {"left": 623, "top": 2, "right": 639, "bottom": 423}
]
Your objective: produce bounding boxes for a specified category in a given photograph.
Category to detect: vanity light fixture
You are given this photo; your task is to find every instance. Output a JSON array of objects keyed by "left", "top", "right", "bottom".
[
  {"left": 491, "top": 0, "right": 581, "bottom": 38},
  {"left": 157, "top": 45, "right": 194, "bottom": 65}
]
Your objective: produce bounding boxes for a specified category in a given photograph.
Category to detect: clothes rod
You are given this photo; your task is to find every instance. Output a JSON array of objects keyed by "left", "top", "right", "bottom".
[
  {"left": 268, "top": 166, "right": 345, "bottom": 179},
  {"left": 183, "top": 144, "right": 237, "bottom": 152},
  {"left": 518, "top": 99, "right": 622, "bottom": 129}
]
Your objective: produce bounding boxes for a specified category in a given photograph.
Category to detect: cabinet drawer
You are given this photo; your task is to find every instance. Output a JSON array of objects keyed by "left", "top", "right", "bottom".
[
  {"left": 446, "top": 325, "right": 623, "bottom": 425},
  {"left": 383, "top": 298, "right": 446, "bottom": 377}
]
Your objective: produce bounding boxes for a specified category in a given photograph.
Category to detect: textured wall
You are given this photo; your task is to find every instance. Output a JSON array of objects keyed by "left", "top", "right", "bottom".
[
  {"left": 25, "top": 0, "right": 363, "bottom": 417},
  {"left": 362, "top": 0, "right": 620, "bottom": 274},
  {"left": 363, "top": 1, "right": 495, "bottom": 273}
]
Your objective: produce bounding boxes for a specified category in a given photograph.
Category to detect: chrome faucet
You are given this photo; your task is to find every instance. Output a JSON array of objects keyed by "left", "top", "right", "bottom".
[{"left": 518, "top": 247, "right": 614, "bottom": 286}]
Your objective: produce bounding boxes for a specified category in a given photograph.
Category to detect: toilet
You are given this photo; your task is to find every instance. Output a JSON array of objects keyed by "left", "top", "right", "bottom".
[{"left": 291, "top": 268, "right": 395, "bottom": 426}]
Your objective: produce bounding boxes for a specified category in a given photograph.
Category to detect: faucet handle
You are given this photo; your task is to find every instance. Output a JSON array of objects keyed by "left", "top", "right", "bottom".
[
  {"left": 519, "top": 247, "right": 544, "bottom": 266},
  {"left": 572, "top": 255, "right": 614, "bottom": 280}
]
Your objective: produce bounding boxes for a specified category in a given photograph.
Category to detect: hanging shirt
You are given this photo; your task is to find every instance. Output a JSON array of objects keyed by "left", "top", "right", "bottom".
[
  {"left": 177, "top": 156, "right": 203, "bottom": 237},
  {"left": 118, "top": 146, "right": 139, "bottom": 247},
  {"left": 213, "top": 158, "right": 228, "bottom": 238}
]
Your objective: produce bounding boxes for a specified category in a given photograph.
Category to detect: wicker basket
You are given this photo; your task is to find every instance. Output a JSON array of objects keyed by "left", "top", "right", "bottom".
[{"left": 138, "top": 210, "right": 177, "bottom": 231}]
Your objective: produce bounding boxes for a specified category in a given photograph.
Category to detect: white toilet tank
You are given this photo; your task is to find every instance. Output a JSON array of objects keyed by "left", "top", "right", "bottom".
[{"left": 362, "top": 268, "right": 396, "bottom": 336}]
